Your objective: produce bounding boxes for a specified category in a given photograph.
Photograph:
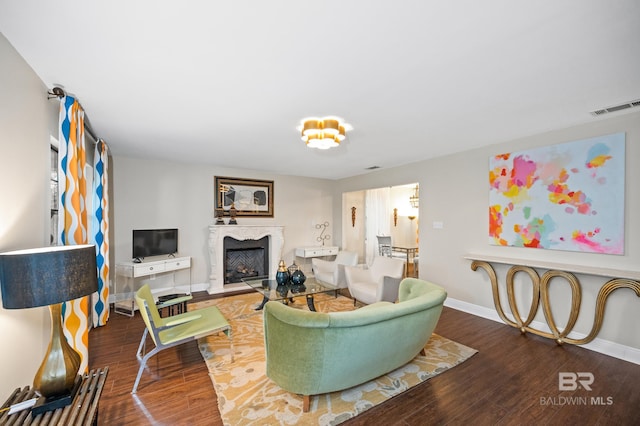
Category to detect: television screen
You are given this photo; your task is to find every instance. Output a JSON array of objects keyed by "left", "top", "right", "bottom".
[{"left": 132, "top": 229, "right": 178, "bottom": 259}]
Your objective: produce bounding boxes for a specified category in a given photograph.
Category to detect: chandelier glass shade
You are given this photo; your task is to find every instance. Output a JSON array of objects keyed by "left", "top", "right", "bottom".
[{"left": 298, "top": 117, "right": 350, "bottom": 149}]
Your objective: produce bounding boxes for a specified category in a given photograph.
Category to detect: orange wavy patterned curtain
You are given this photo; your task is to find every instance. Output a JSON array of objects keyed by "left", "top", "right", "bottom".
[{"left": 57, "top": 95, "right": 91, "bottom": 373}]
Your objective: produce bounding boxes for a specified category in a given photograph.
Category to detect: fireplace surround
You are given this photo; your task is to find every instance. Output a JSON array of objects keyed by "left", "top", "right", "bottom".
[{"left": 208, "top": 225, "right": 284, "bottom": 293}]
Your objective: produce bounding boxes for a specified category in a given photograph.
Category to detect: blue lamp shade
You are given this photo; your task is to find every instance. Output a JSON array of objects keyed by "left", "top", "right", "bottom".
[{"left": 0, "top": 244, "right": 98, "bottom": 309}]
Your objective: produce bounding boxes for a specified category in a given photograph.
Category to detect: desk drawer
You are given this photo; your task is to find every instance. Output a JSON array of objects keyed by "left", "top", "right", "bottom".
[
  {"left": 307, "top": 249, "right": 324, "bottom": 257},
  {"left": 134, "top": 263, "right": 166, "bottom": 277},
  {"left": 295, "top": 246, "right": 339, "bottom": 258},
  {"left": 323, "top": 247, "right": 338, "bottom": 256},
  {"left": 165, "top": 257, "right": 191, "bottom": 271}
]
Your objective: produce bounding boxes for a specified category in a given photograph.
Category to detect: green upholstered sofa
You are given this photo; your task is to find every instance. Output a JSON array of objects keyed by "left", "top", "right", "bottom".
[{"left": 263, "top": 278, "right": 447, "bottom": 411}]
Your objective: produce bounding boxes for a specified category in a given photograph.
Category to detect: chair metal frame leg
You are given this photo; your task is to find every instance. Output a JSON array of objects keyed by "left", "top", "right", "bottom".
[
  {"left": 136, "top": 328, "right": 149, "bottom": 359},
  {"left": 131, "top": 287, "right": 234, "bottom": 394},
  {"left": 132, "top": 322, "right": 235, "bottom": 393},
  {"left": 133, "top": 345, "right": 162, "bottom": 393}
]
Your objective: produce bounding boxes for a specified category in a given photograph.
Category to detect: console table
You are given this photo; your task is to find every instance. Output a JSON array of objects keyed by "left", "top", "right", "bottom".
[
  {"left": 465, "top": 254, "right": 640, "bottom": 345},
  {"left": 0, "top": 367, "right": 108, "bottom": 425},
  {"left": 114, "top": 256, "right": 191, "bottom": 316}
]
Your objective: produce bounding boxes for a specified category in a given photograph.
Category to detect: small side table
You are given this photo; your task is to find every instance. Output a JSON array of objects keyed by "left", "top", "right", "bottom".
[
  {"left": 156, "top": 294, "right": 189, "bottom": 317},
  {"left": 0, "top": 367, "right": 109, "bottom": 425}
]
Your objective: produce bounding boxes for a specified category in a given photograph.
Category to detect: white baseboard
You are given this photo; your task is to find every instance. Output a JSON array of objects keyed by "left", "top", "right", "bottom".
[{"left": 444, "top": 297, "right": 640, "bottom": 365}]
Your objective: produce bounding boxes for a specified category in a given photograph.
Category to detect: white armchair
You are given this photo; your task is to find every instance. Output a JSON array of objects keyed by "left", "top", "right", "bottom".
[
  {"left": 311, "top": 251, "right": 358, "bottom": 288},
  {"left": 344, "top": 256, "right": 405, "bottom": 305}
]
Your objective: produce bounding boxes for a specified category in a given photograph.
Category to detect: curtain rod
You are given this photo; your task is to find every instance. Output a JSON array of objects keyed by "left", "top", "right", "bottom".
[{"left": 48, "top": 86, "right": 100, "bottom": 143}]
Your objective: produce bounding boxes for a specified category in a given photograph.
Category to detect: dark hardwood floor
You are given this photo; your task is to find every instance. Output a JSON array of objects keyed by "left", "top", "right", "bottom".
[{"left": 89, "top": 291, "right": 640, "bottom": 425}]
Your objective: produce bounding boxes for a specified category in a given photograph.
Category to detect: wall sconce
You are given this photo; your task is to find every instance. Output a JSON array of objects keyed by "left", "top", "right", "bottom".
[
  {"left": 409, "top": 184, "right": 419, "bottom": 209},
  {"left": 351, "top": 206, "right": 356, "bottom": 227},
  {"left": 393, "top": 208, "right": 398, "bottom": 227},
  {"left": 408, "top": 215, "right": 416, "bottom": 220}
]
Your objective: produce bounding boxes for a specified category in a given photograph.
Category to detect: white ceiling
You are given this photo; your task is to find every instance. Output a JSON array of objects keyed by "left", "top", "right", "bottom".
[{"left": 1, "top": 1, "right": 639, "bottom": 179}]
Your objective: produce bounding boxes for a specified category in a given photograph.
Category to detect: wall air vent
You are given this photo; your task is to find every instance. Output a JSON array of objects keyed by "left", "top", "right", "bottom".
[{"left": 590, "top": 99, "right": 640, "bottom": 116}]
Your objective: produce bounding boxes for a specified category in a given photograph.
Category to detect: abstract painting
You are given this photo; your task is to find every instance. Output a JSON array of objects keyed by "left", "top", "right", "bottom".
[
  {"left": 214, "top": 176, "right": 274, "bottom": 217},
  {"left": 489, "top": 133, "right": 625, "bottom": 254}
]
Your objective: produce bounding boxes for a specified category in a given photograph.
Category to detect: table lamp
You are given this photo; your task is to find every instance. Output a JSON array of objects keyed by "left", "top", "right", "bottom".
[{"left": 0, "top": 244, "right": 97, "bottom": 414}]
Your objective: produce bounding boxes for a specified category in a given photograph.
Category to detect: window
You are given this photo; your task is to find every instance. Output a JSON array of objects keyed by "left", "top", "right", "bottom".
[{"left": 50, "top": 144, "right": 58, "bottom": 246}]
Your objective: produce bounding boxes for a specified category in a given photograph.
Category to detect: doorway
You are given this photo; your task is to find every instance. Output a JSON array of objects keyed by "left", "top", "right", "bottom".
[{"left": 341, "top": 183, "right": 419, "bottom": 268}]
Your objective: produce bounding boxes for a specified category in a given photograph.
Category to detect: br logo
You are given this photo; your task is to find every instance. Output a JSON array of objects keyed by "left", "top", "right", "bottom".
[{"left": 559, "top": 372, "right": 594, "bottom": 391}]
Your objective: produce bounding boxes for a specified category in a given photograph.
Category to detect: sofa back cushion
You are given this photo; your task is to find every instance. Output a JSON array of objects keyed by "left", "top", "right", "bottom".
[{"left": 263, "top": 278, "right": 447, "bottom": 396}]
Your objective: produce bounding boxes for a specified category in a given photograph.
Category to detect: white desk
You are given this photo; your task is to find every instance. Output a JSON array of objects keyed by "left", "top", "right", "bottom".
[
  {"left": 294, "top": 246, "right": 339, "bottom": 274},
  {"left": 294, "top": 246, "right": 339, "bottom": 258},
  {"left": 114, "top": 256, "right": 191, "bottom": 316}
]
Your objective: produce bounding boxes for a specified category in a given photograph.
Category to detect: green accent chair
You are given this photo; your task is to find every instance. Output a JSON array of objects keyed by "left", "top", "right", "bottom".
[
  {"left": 263, "top": 277, "right": 447, "bottom": 411},
  {"left": 132, "top": 284, "right": 233, "bottom": 393}
]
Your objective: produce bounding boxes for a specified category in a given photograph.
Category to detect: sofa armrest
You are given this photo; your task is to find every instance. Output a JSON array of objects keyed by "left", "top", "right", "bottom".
[
  {"left": 311, "top": 257, "right": 335, "bottom": 274},
  {"left": 157, "top": 294, "right": 193, "bottom": 309},
  {"left": 335, "top": 264, "right": 348, "bottom": 287}
]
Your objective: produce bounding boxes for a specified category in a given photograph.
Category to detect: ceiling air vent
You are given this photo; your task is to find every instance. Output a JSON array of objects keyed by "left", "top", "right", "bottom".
[{"left": 590, "top": 99, "right": 640, "bottom": 116}]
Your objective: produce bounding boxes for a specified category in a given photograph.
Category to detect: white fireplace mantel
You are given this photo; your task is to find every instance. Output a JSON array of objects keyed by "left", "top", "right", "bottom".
[{"left": 208, "top": 225, "right": 284, "bottom": 294}]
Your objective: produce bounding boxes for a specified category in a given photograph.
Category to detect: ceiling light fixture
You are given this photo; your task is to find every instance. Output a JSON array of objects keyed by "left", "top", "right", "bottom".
[{"left": 297, "top": 116, "right": 351, "bottom": 149}]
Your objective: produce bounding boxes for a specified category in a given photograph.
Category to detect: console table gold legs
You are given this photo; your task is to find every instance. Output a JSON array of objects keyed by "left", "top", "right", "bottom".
[{"left": 470, "top": 260, "right": 640, "bottom": 345}]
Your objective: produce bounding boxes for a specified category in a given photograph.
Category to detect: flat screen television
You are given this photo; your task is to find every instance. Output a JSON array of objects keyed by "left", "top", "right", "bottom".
[{"left": 132, "top": 228, "right": 178, "bottom": 260}]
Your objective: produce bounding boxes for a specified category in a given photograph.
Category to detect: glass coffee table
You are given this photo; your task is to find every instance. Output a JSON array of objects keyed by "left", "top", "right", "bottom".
[{"left": 242, "top": 276, "right": 339, "bottom": 311}]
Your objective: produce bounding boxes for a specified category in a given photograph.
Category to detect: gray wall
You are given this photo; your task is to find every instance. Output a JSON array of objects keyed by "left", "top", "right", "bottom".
[
  {"left": 335, "top": 110, "right": 640, "bottom": 355},
  {"left": 111, "top": 156, "right": 337, "bottom": 287},
  {"left": 0, "top": 33, "right": 59, "bottom": 395}
]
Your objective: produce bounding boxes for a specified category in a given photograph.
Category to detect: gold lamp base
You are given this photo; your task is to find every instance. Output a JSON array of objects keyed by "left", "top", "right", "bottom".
[{"left": 32, "top": 303, "right": 82, "bottom": 414}]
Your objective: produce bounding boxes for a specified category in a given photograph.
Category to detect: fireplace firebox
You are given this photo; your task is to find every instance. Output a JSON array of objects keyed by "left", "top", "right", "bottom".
[
  {"left": 208, "top": 225, "right": 284, "bottom": 294},
  {"left": 223, "top": 236, "right": 269, "bottom": 284}
]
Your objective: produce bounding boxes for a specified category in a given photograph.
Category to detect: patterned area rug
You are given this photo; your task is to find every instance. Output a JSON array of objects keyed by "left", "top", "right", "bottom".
[{"left": 194, "top": 292, "right": 477, "bottom": 426}]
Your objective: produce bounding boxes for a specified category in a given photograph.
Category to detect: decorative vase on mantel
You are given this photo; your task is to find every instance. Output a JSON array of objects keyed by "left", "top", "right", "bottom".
[
  {"left": 215, "top": 208, "right": 225, "bottom": 225},
  {"left": 228, "top": 203, "right": 238, "bottom": 225}
]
